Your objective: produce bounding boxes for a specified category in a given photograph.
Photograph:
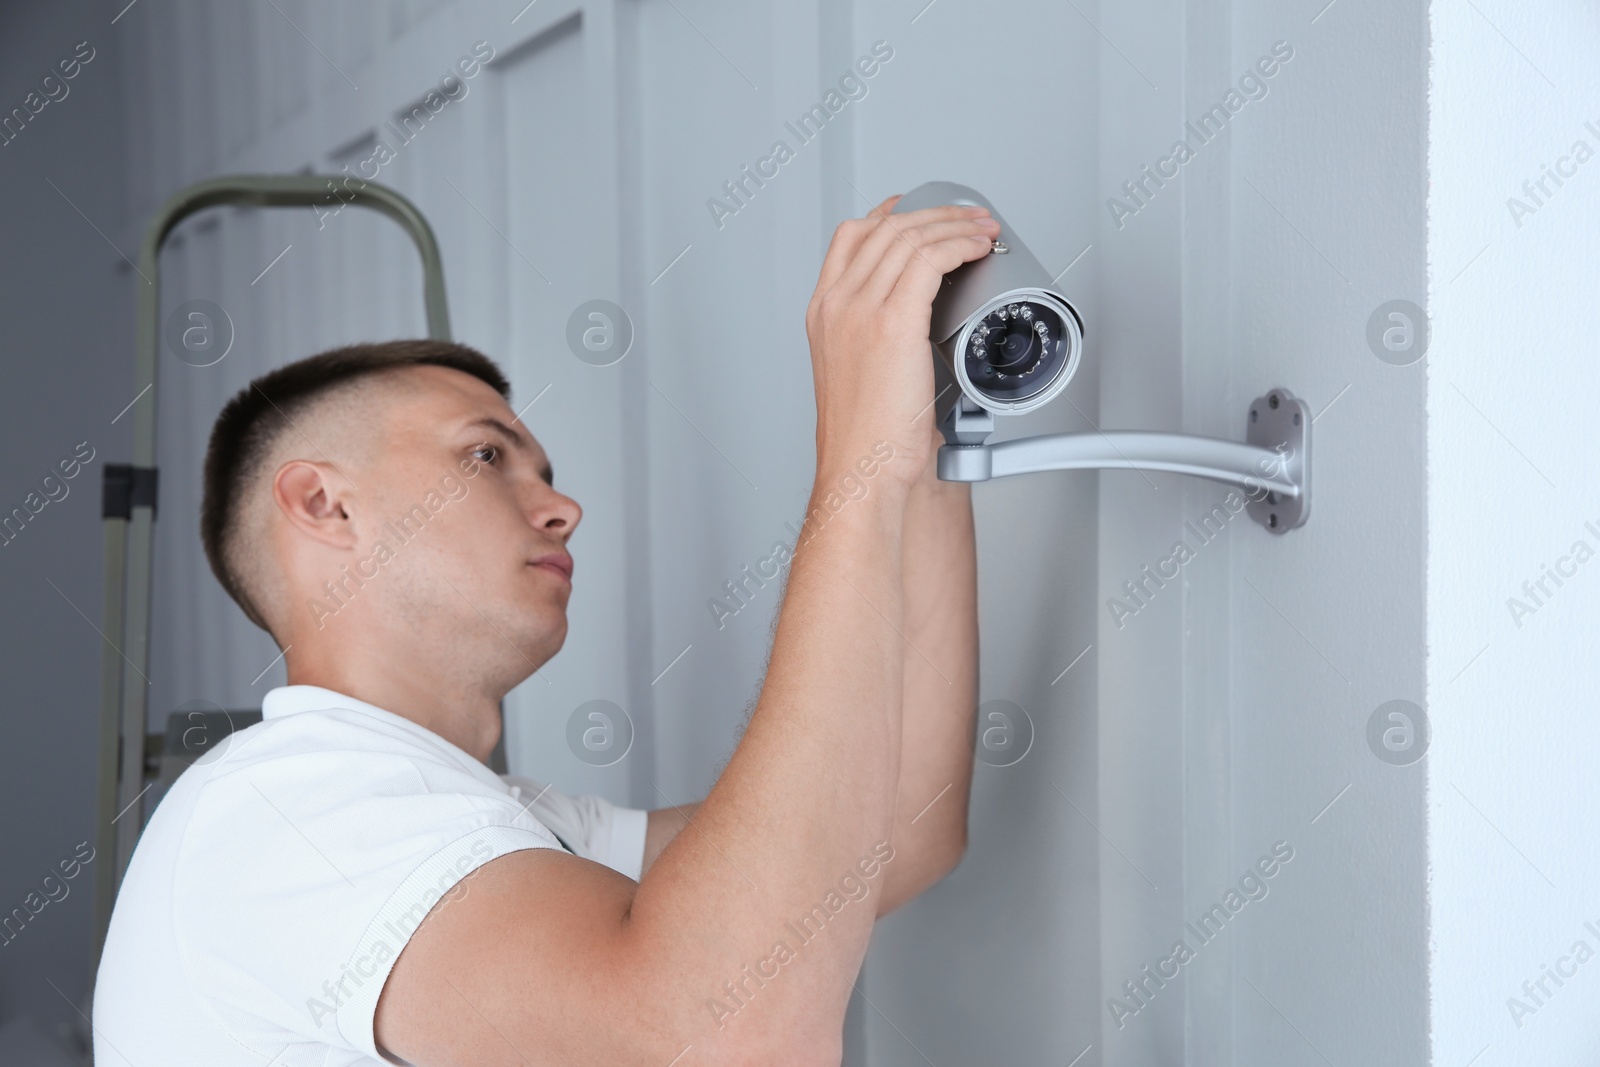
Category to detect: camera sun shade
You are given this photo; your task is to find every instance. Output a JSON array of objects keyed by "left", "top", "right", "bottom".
[{"left": 891, "top": 181, "right": 1083, "bottom": 416}]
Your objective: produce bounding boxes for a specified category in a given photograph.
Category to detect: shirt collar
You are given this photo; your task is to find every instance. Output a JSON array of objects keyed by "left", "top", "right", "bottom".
[
  {"left": 260, "top": 684, "right": 505, "bottom": 786},
  {"left": 262, "top": 683, "right": 397, "bottom": 721}
]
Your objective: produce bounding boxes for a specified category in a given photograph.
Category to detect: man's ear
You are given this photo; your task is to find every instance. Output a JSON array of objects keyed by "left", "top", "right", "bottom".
[{"left": 272, "top": 459, "right": 359, "bottom": 550}]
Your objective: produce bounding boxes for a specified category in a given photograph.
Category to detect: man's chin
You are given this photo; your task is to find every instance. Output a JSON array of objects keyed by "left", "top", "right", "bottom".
[
  {"left": 510, "top": 607, "right": 567, "bottom": 661},
  {"left": 490, "top": 624, "right": 564, "bottom": 692}
]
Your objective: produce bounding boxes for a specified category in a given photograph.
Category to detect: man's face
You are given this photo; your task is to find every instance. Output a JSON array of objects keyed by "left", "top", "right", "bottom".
[{"left": 337, "top": 365, "right": 581, "bottom": 677}]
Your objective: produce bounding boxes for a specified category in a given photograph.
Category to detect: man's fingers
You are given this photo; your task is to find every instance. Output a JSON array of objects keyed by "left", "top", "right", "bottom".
[
  {"left": 810, "top": 195, "right": 912, "bottom": 298},
  {"left": 884, "top": 232, "right": 996, "bottom": 320},
  {"left": 859, "top": 218, "right": 998, "bottom": 305},
  {"left": 812, "top": 217, "right": 877, "bottom": 301},
  {"left": 813, "top": 203, "right": 987, "bottom": 303},
  {"left": 827, "top": 206, "right": 991, "bottom": 304}
]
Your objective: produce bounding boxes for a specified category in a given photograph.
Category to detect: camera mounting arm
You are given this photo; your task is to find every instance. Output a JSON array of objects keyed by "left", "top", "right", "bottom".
[{"left": 936, "top": 387, "right": 1312, "bottom": 533}]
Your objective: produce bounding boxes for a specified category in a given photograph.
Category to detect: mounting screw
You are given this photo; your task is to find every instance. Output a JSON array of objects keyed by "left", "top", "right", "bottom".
[
  {"left": 1268, "top": 393, "right": 1281, "bottom": 410},
  {"left": 991, "top": 239, "right": 1010, "bottom": 254}
]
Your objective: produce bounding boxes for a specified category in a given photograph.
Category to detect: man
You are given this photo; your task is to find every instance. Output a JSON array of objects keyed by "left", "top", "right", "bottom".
[{"left": 92, "top": 195, "right": 998, "bottom": 1065}]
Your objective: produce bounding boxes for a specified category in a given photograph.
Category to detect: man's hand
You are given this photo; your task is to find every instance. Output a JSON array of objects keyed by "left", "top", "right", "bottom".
[{"left": 805, "top": 196, "right": 999, "bottom": 490}]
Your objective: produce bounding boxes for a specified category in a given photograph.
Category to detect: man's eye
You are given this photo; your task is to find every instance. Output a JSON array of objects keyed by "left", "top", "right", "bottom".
[{"left": 471, "top": 443, "right": 499, "bottom": 465}]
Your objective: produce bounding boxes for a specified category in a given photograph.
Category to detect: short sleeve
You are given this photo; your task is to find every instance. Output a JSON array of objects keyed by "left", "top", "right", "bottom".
[
  {"left": 500, "top": 773, "right": 650, "bottom": 881},
  {"left": 171, "top": 712, "right": 564, "bottom": 1063}
]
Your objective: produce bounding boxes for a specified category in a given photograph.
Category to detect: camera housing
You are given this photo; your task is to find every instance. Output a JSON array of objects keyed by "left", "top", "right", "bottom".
[{"left": 891, "top": 181, "right": 1084, "bottom": 420}]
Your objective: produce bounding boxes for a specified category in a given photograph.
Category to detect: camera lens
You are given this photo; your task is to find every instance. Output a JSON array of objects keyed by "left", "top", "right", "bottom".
[{"left": 962, "top": 300, "right": 1072, "bottom": 405}]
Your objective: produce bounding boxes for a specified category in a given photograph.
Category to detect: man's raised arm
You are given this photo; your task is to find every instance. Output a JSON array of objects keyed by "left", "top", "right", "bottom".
[{"left": 373, "top": 196, "right": 1000, "bottom": 1067}]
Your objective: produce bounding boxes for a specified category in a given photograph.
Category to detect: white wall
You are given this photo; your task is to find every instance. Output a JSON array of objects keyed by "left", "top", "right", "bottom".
[
  {"left": 1226, "top": 0, "right": 1431, "bottom": 1064},
  {"left": 1095, "top": 0, "right": 1226, "bottom": 1062},
  {"left": 1090, "top": 0, "right": 1432, "bottom": 1061},
  {"left": 1429, "top": 3, "right": 1600, "bottom": 1062}
]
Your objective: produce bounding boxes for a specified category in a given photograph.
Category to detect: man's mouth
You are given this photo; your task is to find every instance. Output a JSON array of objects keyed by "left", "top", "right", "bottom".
[{"left": 529, "top": 552, "right": 574, "bottom": 584}]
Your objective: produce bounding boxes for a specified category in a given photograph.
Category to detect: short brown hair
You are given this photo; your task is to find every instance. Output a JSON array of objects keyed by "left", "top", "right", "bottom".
[{"left": 200, "top": 339, "right": 511, "bottom": 632}]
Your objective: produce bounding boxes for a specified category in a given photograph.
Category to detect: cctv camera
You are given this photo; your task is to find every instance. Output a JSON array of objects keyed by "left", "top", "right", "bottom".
[{"left": 891, "top": 181, "right": 1084, "bottom": 418}]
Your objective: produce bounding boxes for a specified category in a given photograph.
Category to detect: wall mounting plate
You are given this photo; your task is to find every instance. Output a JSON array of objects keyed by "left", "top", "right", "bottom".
[{"left": 1244, "top": 387, "right": 1311, "bottom": 534}]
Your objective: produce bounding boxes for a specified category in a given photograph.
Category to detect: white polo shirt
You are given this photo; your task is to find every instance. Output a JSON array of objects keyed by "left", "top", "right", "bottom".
[{"left": 92, "top": 684, "right": 648, "bottom": 1066}]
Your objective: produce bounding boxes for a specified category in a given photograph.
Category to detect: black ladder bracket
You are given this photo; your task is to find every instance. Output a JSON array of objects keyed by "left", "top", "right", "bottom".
[{"left": 102, "top": 464, "right": 159, "bottom": 521}]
